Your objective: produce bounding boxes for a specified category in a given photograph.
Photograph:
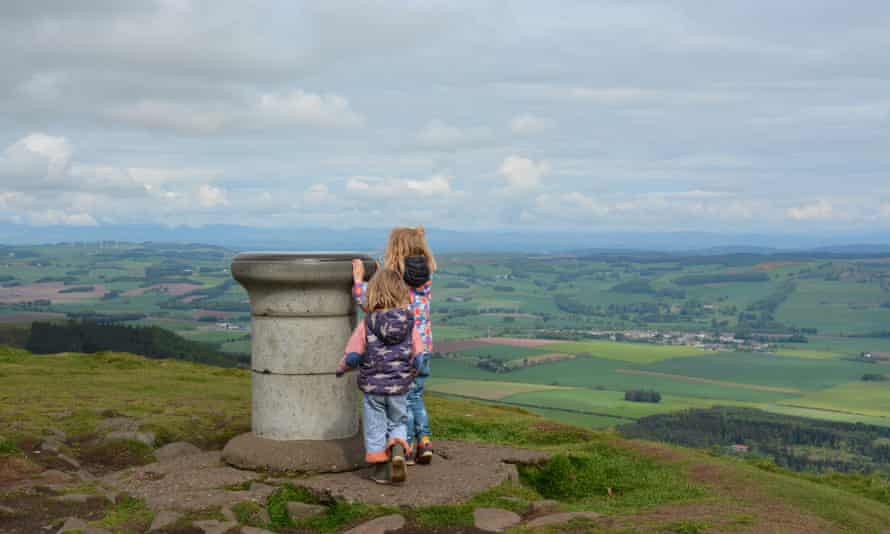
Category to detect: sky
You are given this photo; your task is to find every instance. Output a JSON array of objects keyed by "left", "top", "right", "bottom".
[{"left": 0, "top": 0, "right": 888, "bottom": 235}]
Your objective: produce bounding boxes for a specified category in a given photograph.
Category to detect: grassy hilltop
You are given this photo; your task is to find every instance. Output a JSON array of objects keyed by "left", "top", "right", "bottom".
[{"left": 3, "top": 347, "right": 890, "bottom": 533}]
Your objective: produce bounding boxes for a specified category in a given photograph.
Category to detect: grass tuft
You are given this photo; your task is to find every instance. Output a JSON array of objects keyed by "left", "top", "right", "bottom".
[
  {"left": 520, "top": 445, "right": 703, "bottom": 513},
  {"left": 0, "top": 436, "right": 20, "bottom": 456},
  {"left": 92, "top": 494, "right": 153, "bottom": 533}
]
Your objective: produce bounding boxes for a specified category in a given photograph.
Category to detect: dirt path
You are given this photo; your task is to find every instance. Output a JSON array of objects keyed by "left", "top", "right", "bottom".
[{"left": 615, "top": 369, "right": 803, "bottom": 394}]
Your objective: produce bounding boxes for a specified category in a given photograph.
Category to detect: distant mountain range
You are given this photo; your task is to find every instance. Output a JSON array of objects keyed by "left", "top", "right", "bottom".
[{"left": 2, "top": 221, "right": 890, "bottom": 254}]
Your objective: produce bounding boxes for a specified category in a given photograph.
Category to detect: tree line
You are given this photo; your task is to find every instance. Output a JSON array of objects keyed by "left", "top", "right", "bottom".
[{"left": 25, "top": 321, "right": 248, "bottom": 368}]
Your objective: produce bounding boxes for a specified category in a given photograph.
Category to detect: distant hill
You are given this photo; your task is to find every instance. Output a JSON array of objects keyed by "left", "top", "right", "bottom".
[
  {"left": 24, "top": 321, "right": 248, "bottom": 368},
  {"left": 2, "top": 221, "right": 890, "bottom": 253}
]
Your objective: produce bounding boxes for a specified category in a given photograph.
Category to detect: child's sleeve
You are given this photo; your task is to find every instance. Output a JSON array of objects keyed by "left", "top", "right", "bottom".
[
  {"left": 337, "top": 322, "right": 367, "bottom": 375},
  {"left": 411, "top": 326, "right": 423, "bottom": 358},
  {"left": 352, "top": 281, "right": 368, "bottom": 306}
]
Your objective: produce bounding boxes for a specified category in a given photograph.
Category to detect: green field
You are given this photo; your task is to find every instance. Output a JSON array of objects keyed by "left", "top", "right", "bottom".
[
  {"left": 776, "top": 382, "right": 890, "bottom": 419},
  {"left": 426, "top": 379, "right": 565, "bottom": 400},
  {"left": 643, "top": 352, "right": 870, "bottom": 391},
  {"left": 772, "top": 348, "right": 844, "bottom": 359},
  {"left": 505, "top": 388, "right": 757, "bottom": 420},
  {"left": 546, "top": 340, "right": 705, "bottom": 363},
  {"left": 431, "top": 356, "right": 796, "bottom": 403},
  {"left": 777, "top": 280, "right": 890, "bottom": 335}
]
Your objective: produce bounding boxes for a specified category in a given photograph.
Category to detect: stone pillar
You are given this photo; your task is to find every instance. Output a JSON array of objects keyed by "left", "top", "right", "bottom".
[{"left": 222, "top": 252, "right": 376, "bottom": 473}]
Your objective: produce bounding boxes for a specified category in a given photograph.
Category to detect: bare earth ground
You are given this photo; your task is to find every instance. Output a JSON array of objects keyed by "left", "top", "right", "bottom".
[
  {"left": 477, "top": 337, "right": 562, "bottom": 348},
  {"left": 3, "top": 432, "right": 867, "bottom": 534},
  {"left": 436, "top": 338, "right": 561, "bottom": 353},
  {"left": 0, "top": 282, "right": 108, "bottom": 303}
]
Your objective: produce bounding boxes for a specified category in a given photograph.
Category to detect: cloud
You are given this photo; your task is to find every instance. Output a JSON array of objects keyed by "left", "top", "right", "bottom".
[
  {"left": 569, "top": 87, "right": 657, "bottom": 104},
  {"left": 786, "top": 199, "right": 834, "bottom": 221},
  {"left": 197, "top": 184, "right": 229, "bottom": 208},
  {"left": 345, "top": 174, "right": 459, "bottom": 200},
  {"left": 303, "top": 183, "right": 332, "bottom": 207},
  {"left": 416, "top": 120, "right": 491, "bottom": 149},
  {"left": 108, "top": 90, "right": 365, "bottom": 135},
  {"left": 498, "top": 155, "right": 551, "bottom": 192},
  {"left": 256, "top": 90, "right": 365, "bottom": 129},
  {"left": 0, "top": 133, "right": 72, "bottom": 184},
  {"left": 107, "top": 101, "right": 230, "bottom": 135},
  {"left": 509, "top": 114, "right": 554, "bottom": 135}
]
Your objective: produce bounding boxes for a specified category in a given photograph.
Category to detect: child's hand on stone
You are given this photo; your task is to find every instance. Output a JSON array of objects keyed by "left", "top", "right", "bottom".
[{"left": 352, "top": 259, "right": 364, "bottom": 283}]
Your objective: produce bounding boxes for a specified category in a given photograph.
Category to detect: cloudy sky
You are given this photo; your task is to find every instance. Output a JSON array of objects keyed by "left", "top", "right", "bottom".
[{"left": 1, "top": 0, "right": 888, "bottom": 234}]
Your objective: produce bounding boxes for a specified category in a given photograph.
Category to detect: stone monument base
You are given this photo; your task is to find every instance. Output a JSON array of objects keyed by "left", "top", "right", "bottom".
[{"left": 222, "top": 432, "right": 365, "bottom": 473}]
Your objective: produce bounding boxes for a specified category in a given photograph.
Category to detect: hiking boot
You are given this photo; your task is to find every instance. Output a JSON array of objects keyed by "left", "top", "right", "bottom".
[
  {"left": 390, "top": 444, "right": 407, "bottom": 483},
  {"left": 416, "top": 436, "right": 433, "bottom": 465},
  {"left": 369, "top": 462, "right": 390, "bottom": 484}
]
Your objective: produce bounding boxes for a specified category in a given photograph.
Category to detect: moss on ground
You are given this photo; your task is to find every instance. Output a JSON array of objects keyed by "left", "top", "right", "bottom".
[{"left": 91, "top": 494, "right": 153, "bottom": 534}]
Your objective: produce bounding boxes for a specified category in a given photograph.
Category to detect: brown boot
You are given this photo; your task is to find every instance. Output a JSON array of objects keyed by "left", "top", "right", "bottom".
[
  {"left": 390, "top": 443, "right": 407, "bottom": 483},
  {"left": 369, "top": 462, "right": 390, "bottom": 484}
]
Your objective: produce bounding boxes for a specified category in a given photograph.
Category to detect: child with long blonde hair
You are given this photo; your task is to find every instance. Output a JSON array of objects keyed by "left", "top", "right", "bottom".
[
  {"left": 352, "top": 226, "right": 436, "bottom": 464},
  {"left": 337, "top": 269, "right": 424, "bottom": 484}
]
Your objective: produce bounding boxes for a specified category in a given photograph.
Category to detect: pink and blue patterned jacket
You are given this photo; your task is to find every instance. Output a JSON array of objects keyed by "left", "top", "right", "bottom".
[{"left": 353, "top": 279, "right": 432, "bottom": 354}]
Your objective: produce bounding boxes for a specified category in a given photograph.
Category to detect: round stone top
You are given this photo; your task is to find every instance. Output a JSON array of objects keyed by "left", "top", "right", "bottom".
[{"left": 231, "top": 251, "right": 377, "bottom": 286}]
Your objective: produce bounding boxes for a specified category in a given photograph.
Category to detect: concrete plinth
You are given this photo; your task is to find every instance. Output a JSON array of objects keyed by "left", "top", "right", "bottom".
[{"left": 222, "top": 252, "right": 376, "bottom": 473}]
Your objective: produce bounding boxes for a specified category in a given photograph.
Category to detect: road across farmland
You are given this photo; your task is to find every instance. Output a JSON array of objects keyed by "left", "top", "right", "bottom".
[{"left": 615, "top": 369, "right": 803, "bottom": 394}]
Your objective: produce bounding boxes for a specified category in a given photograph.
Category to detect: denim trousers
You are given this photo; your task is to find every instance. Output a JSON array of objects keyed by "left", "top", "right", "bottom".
[
  {"left": 362, "top": 393, "right": 408, "bottom": 462},
  {"left": 406, "top": 353, "right": 431, "bottom": 445}
]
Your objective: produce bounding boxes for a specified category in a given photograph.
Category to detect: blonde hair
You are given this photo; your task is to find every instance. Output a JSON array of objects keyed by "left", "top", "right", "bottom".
[
  {"left": 383, "top": 226, "right": 437, "bottom": 277},
  {"left": 366, "top": 269, "right": 411, "bottom": 311}
]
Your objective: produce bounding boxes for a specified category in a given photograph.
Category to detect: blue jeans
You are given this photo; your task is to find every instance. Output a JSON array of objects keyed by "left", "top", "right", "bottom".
[
  {"left": 406, "top": 353, "right": 431, "bottom": 446},
  {"left": 362, "top": 393, "right": 408, "bottom": 463}
]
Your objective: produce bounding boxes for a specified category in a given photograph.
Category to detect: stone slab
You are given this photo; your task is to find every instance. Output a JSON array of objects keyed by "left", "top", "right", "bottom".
[
  {"left": 525, "top": 511, "right": 602, "bottom": 528},
  {"left": 154, "top": 441, "right": 202, "bottom": 462},
  {"left": 296, "top": 440, "right": 550, "bottom": 506},
  {"left": 102, "top": 451, "right": 263, "bottom": 512},
  {"left": 343, "top": 514, "right": 405, "bottom": 534},
  {"left": 474, "top": 508, "right": 521, "bottom": 532},
  {"left": 222, "top": 432, "right": 364, "bottom": 473}
]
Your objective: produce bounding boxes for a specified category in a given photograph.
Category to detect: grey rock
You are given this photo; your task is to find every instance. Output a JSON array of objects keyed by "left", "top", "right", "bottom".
[
  {"left": 257, "top": 508, "right": 270, "bottom": 525},
  {"left": 343, "top": 514, "right": 406, "bottom": 534},
  {"left": 473, "top": 508, "right": 521, "bottom": 532},
  {"left": 154, "top": 441, "right": 202, "bottom": 462},
  {"left": 241, "top": 527, "right": 276, "bottom": 534},
  {"left": 58, "top": 453, "right": 81, "bottom": 469},
  {"left": 193, "top": 520, "right": 239, "bottom": 534},
  {"left": 529, "top": 499, "right": 561, "bottom": 514},
  {"left": 75, "top": 469, "right": 97, "bottom": 481},
  {"left": 106, "top": 431, "right": 156, "bottom": 446},
  {"left": 525, "top": 511, "right": 601, "bottom": 528},
  {"left": 149, "top": 510, "right": 182, "bottom": 531},
  {"left": 57, "top": 517, "right": 88, "bottom": 533},
  {"left": 287, "top": 501, "right": 326, "bottom": 520},
  {"left": 221, "top": 505, "right": 236, "bottom": 521},
  {"left": 41, "top": 438, "right": 63, "bottom": 453},
  {"left": 46, "top": 427, "right": 68, "bottom": 441},
  {"left": 248, "top": 481, "right": 276, "bottom": 501}
]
